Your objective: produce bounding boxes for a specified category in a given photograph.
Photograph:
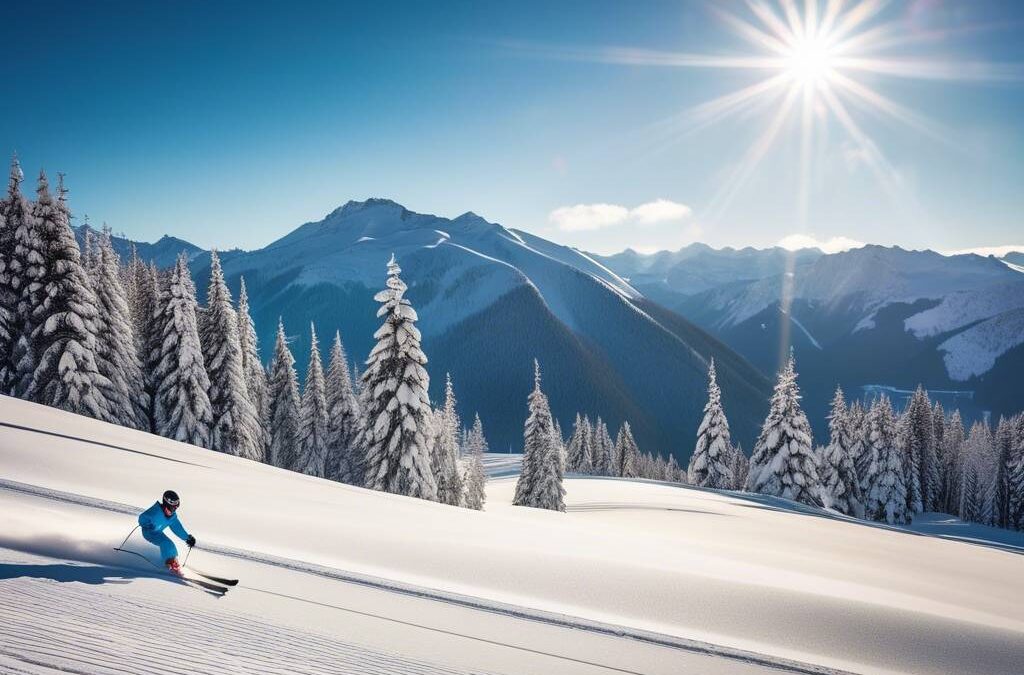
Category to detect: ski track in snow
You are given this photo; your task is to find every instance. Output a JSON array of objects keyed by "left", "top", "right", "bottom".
[
  {"left": 0, "top": 565, "right": 481, "bottom": 675},
  {"left": 0, "top": 477, "right": 848, "bottom": 675}
]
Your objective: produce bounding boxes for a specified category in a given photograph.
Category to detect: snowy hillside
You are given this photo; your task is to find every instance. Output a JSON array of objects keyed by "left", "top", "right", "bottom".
[{"left": 3, "top": 397, "right": 1024, "bottom": 674}]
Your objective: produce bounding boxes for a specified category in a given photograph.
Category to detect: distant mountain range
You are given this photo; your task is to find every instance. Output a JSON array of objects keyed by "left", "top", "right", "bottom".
[
  {"left": 596, "top": 243, "right": 1024, "bottom": 433},
  {"left": 79, "top": 201, "right": 772, "bottom": 457},
  {"left": 82, "top": 209, "right": 1024, "bottom": 453}
]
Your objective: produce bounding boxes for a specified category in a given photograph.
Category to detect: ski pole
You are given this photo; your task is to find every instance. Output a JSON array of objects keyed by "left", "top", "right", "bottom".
[
  {"left": 115, "top": 524, "right": 140, "bottom": 551},
  {"left": 182, "top": 544, "right": 192, "bottom": 568}
]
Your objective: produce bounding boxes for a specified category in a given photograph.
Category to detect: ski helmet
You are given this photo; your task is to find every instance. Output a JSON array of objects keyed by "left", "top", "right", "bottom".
[{"left": 162, "top": 490, "right": 180, "bottom": 509}]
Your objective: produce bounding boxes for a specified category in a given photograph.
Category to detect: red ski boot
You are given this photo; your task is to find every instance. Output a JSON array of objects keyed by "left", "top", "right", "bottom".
[{"left": 165, "top": 557, "right": 182, "bottom": 576}]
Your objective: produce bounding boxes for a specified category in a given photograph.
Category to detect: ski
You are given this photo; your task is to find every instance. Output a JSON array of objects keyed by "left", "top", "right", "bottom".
[
  {"left": 184, "top": 567, "right": 239, "bottom": 586},
  {"left": 114, "top": 547, "right": 228, "bottom": 594},
  {"left": 179, "top": 574, "right": 229, "bottom": 595}
]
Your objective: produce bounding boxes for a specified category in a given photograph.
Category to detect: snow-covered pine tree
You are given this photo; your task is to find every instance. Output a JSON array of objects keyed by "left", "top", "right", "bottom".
[
  {"left": 432, "top": 373, "right": 464, "bottom": 505},
  {"left": 325, "top": 329, "right": 362, "bottom": 483},
  {"left": 462, "top": 413, "right": 488, "bottom": 510},
  {"left": 746, "top": 354, "right": 820, "bottom": 505},
  {"left": 965, "top": 422, "right": 997, "bottom": 525},
  {"left": 570, "top": 414, "right": 594, "bottom": 474},
  {"left": 16, "top": 172, "right": 110, "bottom": 419},
  {"left": 993, "top": 416, "right": 1015, "bottom": 529},
  {"left": 513, "top": 360, "right": 565, "bottom": 511},
  {"left": 846, "top": 399, "right": 871, "bottom": 497},
  {"left": 1008, "top": 415, "right": 1024, "bottom": 530},
  {"left": 237, "top": 277, "right": 269, "bottom": 459},
  {"left": 81, "top": 223, "right": 98, "bottom": 281},
  {"left": 931, "top": 401, "right": 947, "bottom": 512},
  {"left": 294, "top": 323, "right": 329, "bottom": 476},
  {"left": 943, "top": 410, "right": 966, "bottom": 514},
  {"left": 199, "top": 251, "right": 262, "bottom": 459},
  {"left": 615, "top": 421, "right": 639, "bottom": 478},
  {"left": 728, "top": 444, "right": 748, "bottom": 489},
  {"left": 688, "top": 359, "right": 734, "bottom": 489},
  {"left": 153, "top": 253, "right": 213, "bottom": 447},
  {"left": 666, "top": 454, "right": 682, "bottom": 483},
  {"left": 123, "top": 251, "right": 161, "bottom": 432},
  {"left": 818, "top": 387, "right": 865, "bottom": 517},
  {"left": 91, "top": 227, "right": 147, "bottom": 428},
  {"left": 0, "top": 155, "right": 30, "bottom": 394},
  {"left": 863, "top": 394, "right": 909, "bottom": 524},
  {"left": 902, "top": 386, "right": 933, "bottom": 514},
  {"left": 592, "top": 417, "right": 614, "bottom": 476},
  {"left": 566, "top": 414, "right": 587, "bottom": 473},
  {"left": 267, "top": 319, "right": 301, "bottom": 469},
  {"left": 359, "top": 255, "right": 437, "bottom": 500},
  {"left": 959, "top": 421, "right": 993, "bottom": 523}
]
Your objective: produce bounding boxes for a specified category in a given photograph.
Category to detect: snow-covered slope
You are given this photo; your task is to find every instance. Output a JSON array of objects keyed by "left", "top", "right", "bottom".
[{"left": 3, "top": 398, "right": 1024, "bottom": 674}]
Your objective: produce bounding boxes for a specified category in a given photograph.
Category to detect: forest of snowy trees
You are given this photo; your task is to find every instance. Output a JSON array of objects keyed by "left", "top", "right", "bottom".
[
  {"left": 0, "top": 158, "right": 487, "bottom": 511},
  {"left": 2, "top": 154, "right": 1023, "bottom": 530}
]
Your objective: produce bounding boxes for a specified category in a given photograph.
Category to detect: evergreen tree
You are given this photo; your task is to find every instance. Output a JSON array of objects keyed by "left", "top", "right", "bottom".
[
  {"left": 847, "top": 399, "right": 871, "bottom": 497},
  {"left": 688, "top": 359, "right": 734, "bottom": 488},
  {"left": 513, "top": 360, "right": 565, "bottom": 511},
  {"left": 431, "top": 373, "right": 464, "bottom": 505},
  {"left": 818, "top": 387, "right": 865, "bottom": 517},
  {"left": 295, "top": 323, "right": 329, "bottom": 476},
  {"left": 91, "top": 227, "right": 147, "bottom": 428},
  {"left": 462, "top": 413, "right": 488, "bottom": 510},
  {"left": 666, "top": 454, "right": 682, "bottom": 483},
  {"left": 17, "top": 172, "right": 110, "bottom": 419},
  {"left": 931, "top": 402, "right": 948, "bottom": 511},
  {"left": 863, "top": 395, "right": 909, "bottom": 524},
  {"left": 746, "top": 354, "right": 820, "bottom": 505},
  {"left": 359, "top": 255, "right": 437, "bottom": 500},
  {"left": 267, "top": 319, "right": 301, "bottom": 469},
  {"left": 943, "top": 411, "right": 966, "bottom": 514},
  {"left": 325, "top": 329, "right": 362, "bottom": 483},
  {"left": 728, "top": 444, "right": 749, "bottom": 489},
  {"left": 993, "top": 416, "right": 1015, "bottom": 528},
  {"left": 0, "top": 155, "right": 31, "bottom": 393},
  {"left": 959, "top": 422, "right": 994, "bottom": 523},
  {"left": 566, "top": 414, "right": 589, "bottom": 473},
  {"left": 615, "top": 421, "right": 640, "bottom": 478},
  {"left": 199, "top": 251, "right": 262, "bottom": 459},
  {"left": 592, "top": 417, "right": 614, "bottom": 476},
  {"left": 902, "top": 386, "right": 933, "bottom": 514},
  {"left": 1008, "top": 415, "right": 1024, "bottom": 530},
  {"left": 124, "top": 250, "right": 161, "bottom": 432},
  {"left": 237, "top": 277, "right": 269, "bottom": 459},
  {"left": 154, "top": 254, "right": 212, "bottom": 446}
]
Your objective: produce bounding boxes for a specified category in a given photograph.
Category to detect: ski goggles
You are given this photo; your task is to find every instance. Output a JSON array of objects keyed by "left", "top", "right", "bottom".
[{"left": 162, "top": 498, "right": 180, "bottom": 510}]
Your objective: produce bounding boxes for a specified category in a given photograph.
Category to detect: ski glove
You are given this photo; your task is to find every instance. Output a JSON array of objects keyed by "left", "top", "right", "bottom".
[{"left": 186, "top": 535, "right": 196, "bottom": 548}]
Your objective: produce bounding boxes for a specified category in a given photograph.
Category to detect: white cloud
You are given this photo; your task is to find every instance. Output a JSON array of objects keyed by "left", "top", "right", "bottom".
[
  {"left": 549, "top": 199, "right": 691, "bottom": 232},
  {"left": 630, "top": 199, "right": 693, "bottom": 224},
  {"left": 548, "top": 203, "right": 629, "bottom": 232},
  {"left": 778, "top": 234, "right": 865, "bottom": 254}
]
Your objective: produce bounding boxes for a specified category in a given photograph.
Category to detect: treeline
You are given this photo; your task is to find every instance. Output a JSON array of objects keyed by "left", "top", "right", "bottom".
[
  {"left": 0, "top": 158, "right": 487, "bottom": 510},
  {"left": 682, "top": 353, "right": 1024, "bottom": 531}
]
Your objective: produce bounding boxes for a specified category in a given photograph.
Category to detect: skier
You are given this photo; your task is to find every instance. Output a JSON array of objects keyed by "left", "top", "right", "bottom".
[{"left": 138, "top": 490, "right": 196, "bottom": 575}]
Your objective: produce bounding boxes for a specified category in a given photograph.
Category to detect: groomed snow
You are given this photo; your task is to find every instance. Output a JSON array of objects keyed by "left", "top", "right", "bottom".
[{"left": 2, "top": 396, "right": 1023, "bottom": 674}]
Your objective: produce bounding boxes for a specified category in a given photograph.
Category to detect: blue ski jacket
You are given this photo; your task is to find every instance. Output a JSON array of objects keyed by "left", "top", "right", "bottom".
[{"left": 138, "top": 502, "right": 191, "bottom": 541}]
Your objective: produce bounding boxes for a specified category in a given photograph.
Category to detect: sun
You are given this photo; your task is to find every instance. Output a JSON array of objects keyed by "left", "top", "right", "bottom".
[{"left": 783, "top": 36, "right": 835, "bottom": 86}]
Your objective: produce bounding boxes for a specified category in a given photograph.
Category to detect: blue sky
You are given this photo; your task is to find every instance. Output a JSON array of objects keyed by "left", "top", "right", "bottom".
[{"left": 1, "top": 0, "right": 1022, "bottom": 254}]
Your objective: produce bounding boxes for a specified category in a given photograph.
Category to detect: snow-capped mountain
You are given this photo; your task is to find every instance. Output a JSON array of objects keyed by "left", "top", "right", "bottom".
[
  {"left": 161, "top": 199, "right": 773, "bottom": 456},
  {"left": 599, "top": 243, "right": 1024, "bottom": 432}
]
